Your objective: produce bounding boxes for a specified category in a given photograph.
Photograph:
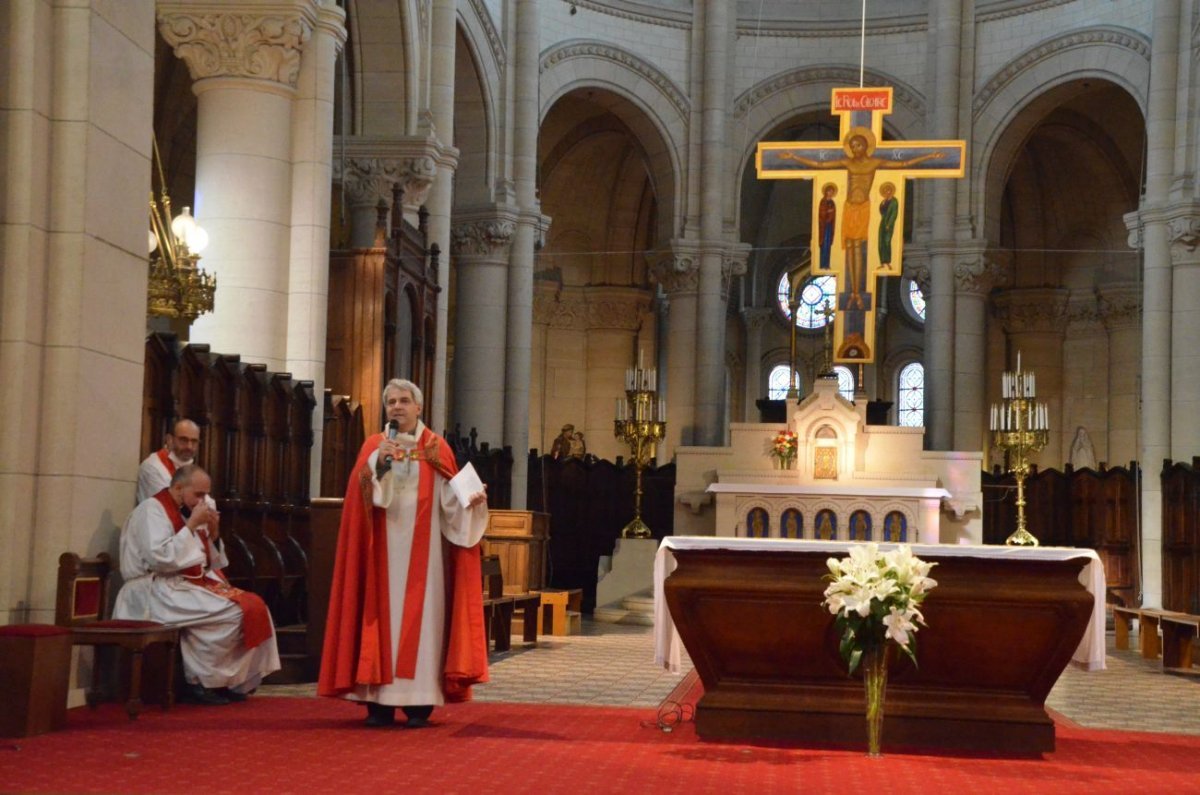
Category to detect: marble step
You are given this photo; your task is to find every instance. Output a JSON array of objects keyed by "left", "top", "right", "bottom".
[{"left": 592, "top": 589, "right": 655, "bottom": 626}]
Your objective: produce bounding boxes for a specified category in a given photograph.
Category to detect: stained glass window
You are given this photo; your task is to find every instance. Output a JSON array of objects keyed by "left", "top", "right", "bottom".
[
  {"left": 897, "top": 361, "right": 925, "bottom": 426},
  {"left": 767, "top": 365, "right": 793, "bottom": 399},
  {"left": 777, "top": 273, "right": 837, "bottom": 329},
  {"left": 904, "top": 278, "right": 926, "bottom": 322},
  {"left": 833, "top": 365, "right": 854, "bottom": 402}
]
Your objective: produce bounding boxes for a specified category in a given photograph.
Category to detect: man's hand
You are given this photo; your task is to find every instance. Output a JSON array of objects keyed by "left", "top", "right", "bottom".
[
  {"left": 467, "top": 484, "right": 488, "bottom": 509},
  {"left": 207, "top": 508, "right": 221, "bottom": 542}
]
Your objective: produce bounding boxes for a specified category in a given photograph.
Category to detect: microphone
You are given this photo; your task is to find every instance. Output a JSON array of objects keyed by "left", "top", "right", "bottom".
[{"left": 382, "top": 420, "right": 400, "bottom": 466}]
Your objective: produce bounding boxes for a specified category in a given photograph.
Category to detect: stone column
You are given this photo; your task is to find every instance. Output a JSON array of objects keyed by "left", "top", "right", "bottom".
[
  {"left": 924, "top": 0, "right": 965, "bottom": 450},
  {"left": 993, "top": 288, "right": 1069, "bottom": 466},
  {"left": 694, "top": 0, "right": 732, "bottom": 446},
  {"left": 952, "top": 244, "right": 1006, "bottom": 452},
  {"left": 1098, "top": 285, "right": 1142, "bottom": 467},
  {"left": 159, "top": 2, "right": 316, "bottom": 371},
  {"left": 1169, "top": 216, "right": 1200, "bottom": 452},
  {"left": 287, "top": 0, "right": 345, "bottom": 489},
  {"left": 650, "top": 242, "right": 700, "bottom": 459},
  {"left": 1123, "top": 0, "right": 1181, "bottom": 608},
  {"left": 1, "top": 0, "right": 155, "bottom": 621},
  {"left": 426, "top": 0, "right": 458, "bottom": 432},
  {"left": 451, "top": 212, "right": 517, "bottom": 443},
  {"left": 741, "top": 308, "right": 774, "bottom": 422},
  {"left": 504, "top": 0, "right": 541, "bottom": 508}
]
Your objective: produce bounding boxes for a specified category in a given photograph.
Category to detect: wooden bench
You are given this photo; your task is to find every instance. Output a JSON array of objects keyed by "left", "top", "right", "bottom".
[
  {"left": 533, "top": 588, "right": 583, "bottom": 636},
  {"left": 1161, "top": 613, "right": 1200, "bottom": 674},
  {"left": 481, "top": 555, "right": 539, "bottom": 652},
  {"left": 1111, "top": 606, "right": 1177, "bottom": 659}
]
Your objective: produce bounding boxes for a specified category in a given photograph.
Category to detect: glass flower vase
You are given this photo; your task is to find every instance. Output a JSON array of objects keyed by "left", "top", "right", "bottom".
[{"left": 862, "top": 643, "right": 890, "bottom": 757}]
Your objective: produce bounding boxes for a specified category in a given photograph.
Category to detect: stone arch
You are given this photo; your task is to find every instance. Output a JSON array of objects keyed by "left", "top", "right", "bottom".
[
  {"left": 539, "top": 40, "right": 687, "bottom": 242},
  {"left": 731, "top": 65, "right": 927, "bottom": 228},
  {"left": 972, "top": 26, "right": 1150, "bottom": 245},
  {"left": 346, "top": 0, "right": 417, "bottom": 135},
  {"left": 453, "top": 16, "right": 499, "bottom": 206}
]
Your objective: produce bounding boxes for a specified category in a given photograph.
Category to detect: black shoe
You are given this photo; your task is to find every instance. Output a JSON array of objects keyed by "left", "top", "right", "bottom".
[
  {"left": 184, "top": 683, "right": 230, "bottom": 706},
  {"left": 364, "top": 703, "right": 395, "bottom": 727},
  {"left": 222, "top": 688, "right": 250, "bottom": 702},
  {"left": 402, "top": 705, "right": 433, "bottom": 728}
]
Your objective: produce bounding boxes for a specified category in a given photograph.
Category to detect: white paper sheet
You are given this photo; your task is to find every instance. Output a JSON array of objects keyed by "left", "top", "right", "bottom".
[{"left": 449, "top": 462, "right": 485, "bottom": 508}]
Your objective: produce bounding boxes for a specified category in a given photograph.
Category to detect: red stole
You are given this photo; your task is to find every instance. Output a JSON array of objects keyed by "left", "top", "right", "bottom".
[
  {"left": 317, "top": 428, "right": 488, "bottom": 701},
  {"left": 151, "top": 490, "right": 273, "bottom": 649},
  {"left": 156, "top": 449, "right": 176, "bottom": 476}
]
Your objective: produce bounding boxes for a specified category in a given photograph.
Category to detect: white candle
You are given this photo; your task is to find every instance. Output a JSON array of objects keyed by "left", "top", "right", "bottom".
[
  {"left": 1017, "top": 350, "right": 1021, "bottom": 372},
  {"left": 638, "top": 349, "right": 644, "bottom": 370},
  {"left": 659, "top": 398, "right": 666, "bottom": 422}
]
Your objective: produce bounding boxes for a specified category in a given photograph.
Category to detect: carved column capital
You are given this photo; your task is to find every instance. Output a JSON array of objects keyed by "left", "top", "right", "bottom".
[
  {"left": 1096, "top": 283, "right": 1142, "bottom": 332},
  {"left": 992, "top": 287, "right": 1070, "bottom": 335},
  {"left": 647, "top": 240, "right": 701, "bottom": 296},
  {"left": 1065, "top": 293, "right": 1103, "bottom": 335},
  {"left": 334, "top": 156, "right": 405, "bottom": 207},
  {"left": 450, "top": 216, "right": 517, "bottom": 258},
  {"left": 903, "top": 244, "right": 931, "bottom": 296},
  {"left": 721, "top": 244, "right": 751, "bottom": 300},
  {"left": 741, "top": 306, "right": 774, "bottom": 332},
  {"left": 954, "top": 246, "right": 1010, "bottom": 296},
  {"left": 157, "top": 4, "right": 316, "bottom": 88},
  {"left": 1168, "top": 214, "right": 1200, "bottom": 262}
]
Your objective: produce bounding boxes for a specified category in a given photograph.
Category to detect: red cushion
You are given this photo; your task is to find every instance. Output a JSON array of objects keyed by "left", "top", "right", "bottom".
[
  {"left": 86, "top": 619, "right": 166, "bottom": 630},
  {"left": 0, "top": 624, "right": 73, "bottom": 638}
]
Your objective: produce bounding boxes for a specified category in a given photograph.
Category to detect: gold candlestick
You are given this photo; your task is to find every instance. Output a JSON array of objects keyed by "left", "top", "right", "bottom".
[
  {"left": 614, "top": 357, "right": 666, "bottom": 539},
  {"left": 990, "top": 354, "right": 1049, "bottom": 546}
]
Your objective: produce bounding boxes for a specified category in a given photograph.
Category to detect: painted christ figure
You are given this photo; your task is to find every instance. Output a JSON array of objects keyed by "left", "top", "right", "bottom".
[{"left": 780, "top": 127, "right": 944, "bottom": 309}]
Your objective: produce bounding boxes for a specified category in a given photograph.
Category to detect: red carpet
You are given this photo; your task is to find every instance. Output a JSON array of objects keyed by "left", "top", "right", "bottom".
[{"left": 1, "top": 696, "right": 1198, "bottom": 794}]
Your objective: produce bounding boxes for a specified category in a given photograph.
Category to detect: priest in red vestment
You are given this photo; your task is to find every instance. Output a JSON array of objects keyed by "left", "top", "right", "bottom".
[{"left": 318, "top": 378, "right": 489, "bottom": 727}]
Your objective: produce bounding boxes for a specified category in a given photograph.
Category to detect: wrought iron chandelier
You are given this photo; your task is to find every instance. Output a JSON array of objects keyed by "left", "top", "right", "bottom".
[{"left": 147, "top": 139, "right": 215, "bottom": 322}]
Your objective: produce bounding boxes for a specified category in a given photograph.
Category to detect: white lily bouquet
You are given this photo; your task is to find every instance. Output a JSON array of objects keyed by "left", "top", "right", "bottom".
[{"left": 821, "top": 543, "right": 938, "bottom": 673}]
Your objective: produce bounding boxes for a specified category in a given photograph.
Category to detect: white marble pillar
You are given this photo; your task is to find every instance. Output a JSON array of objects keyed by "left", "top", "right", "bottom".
[
  {"left": 287, "top": 0, "right": 345, "bottom": 490},
  {"left": 505, "top": 0, "right": 541, "bottom": 508},
  {"left": 427, "top": 0, "right": 458, "bottom": 432},
  {"left": 741, "top": 308, "right": 773, "bottom": 422},
  {"left": 159, "top": 3, "right": 318, "bottom": 371},
  {"left": 0, "top": 1, "right": 155, "bottom": 620},
  {"left": 1098, "top": 285, "right": 1142, "bottom": 467},
  {"left": 952, "top": 245, "right": 1006, "bottom": 452},
  {"left": 924, "top": 0, "right": 965, "bottom": 450},
  {"left": 993, "top": 288, "right": 1069, "bottom": 466},
  {"left": 451, "top": 213, "right": 517, "bottom": 443},
  {"left": 694, "top": 0, "right": 732, "bottom": 447},
  {"left": 651, "top": 243, "right": 700, "bottom": 459},
  {"left": 1124, "top": 0, "right": 1181, "bottom": 609}
]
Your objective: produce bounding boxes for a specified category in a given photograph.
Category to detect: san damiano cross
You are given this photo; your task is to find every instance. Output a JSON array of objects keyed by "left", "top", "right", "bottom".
[{"left": 757, "top": 87, "right": 965, "bottom": 363}]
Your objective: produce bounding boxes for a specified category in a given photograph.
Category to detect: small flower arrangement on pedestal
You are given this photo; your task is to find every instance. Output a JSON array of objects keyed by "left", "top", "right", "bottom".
[
  {"left": 821, "top": 543, "right": 938, "bottom": 757},
  {"left": 770, "top": 429, "right": 798, "bottom": 468}
]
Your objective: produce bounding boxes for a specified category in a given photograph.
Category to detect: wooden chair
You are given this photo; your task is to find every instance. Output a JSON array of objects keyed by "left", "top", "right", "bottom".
[
  {"left": 481, "top": 555, "right": 515, "bottom": 651},
  {"left": 55, "top": 552, "right": 180, "bottom": 719}
]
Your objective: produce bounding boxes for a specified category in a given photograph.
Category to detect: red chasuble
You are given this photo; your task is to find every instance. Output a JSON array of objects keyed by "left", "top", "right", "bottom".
[
  {"left": 317, "top": 428, "right": 488, "bottom": 702},
  {"left": 151, "top": 490, "right": 273, "bottom": 649}
]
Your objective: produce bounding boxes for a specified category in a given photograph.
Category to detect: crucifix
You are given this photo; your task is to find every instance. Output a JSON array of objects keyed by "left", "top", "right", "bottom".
[{"left": 756, "top": 87, "right": 965, "bottom": 363}]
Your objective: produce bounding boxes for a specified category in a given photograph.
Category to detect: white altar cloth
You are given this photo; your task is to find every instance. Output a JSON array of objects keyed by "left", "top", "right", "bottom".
[{"left": 653, "top": 537, "right": 1106, "bottom": 673}]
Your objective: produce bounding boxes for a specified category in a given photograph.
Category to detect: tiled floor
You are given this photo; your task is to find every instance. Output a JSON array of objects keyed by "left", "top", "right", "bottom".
[{"left": 263, "top": 621, "right": 1198, "bottom": 735}]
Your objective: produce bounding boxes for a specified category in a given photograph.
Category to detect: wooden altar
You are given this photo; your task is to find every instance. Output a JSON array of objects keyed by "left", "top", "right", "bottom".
[{"left": 654, "top": 538, "right": 1104, "bottom": 754}]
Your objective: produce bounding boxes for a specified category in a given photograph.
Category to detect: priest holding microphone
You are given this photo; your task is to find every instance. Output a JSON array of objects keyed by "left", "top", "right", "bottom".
[{"left": 318, "top": 378, "right": 490, "bottom": 727}]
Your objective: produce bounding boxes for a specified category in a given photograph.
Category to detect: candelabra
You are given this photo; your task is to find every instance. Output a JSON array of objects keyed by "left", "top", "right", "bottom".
[
  {"left": 148, "top": 139, "right": 215, "bottom": 323},
  {"left": 613, "top": 352, "right": 666, "bottom": 539},
  {"left": 989, "top": 353, "right": 1049, "bottom": 546}
]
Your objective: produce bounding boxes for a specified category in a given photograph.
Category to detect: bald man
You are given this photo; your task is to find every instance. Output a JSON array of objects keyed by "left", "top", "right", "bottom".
[{"left": 137, "top": 419, "right": 202, "bottom": 504}]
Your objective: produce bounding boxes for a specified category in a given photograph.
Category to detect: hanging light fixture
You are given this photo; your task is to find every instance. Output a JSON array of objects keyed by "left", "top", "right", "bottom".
[{"left": 147, "top": 138, "right": 215, "bottom": 322}]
